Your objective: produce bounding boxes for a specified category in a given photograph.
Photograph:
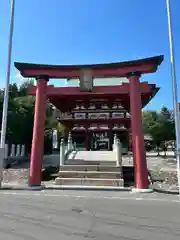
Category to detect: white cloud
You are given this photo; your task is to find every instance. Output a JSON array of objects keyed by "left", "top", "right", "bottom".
[
  {"left": 14, "top": 71, "right": 25, "bottom": 84},
  {"left": 14, "top": 71, "right": 36, "bottom": 86},
  {"left": 0, "top": 77, "right": 5, "bottom": 89}
]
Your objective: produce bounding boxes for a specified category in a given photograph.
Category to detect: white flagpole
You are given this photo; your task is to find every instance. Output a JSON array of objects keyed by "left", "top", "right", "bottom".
[
  {"left": 0, "top": 0, "right": 15, "bottom": 186},
  {"left": 1, "top": 0, "right": 15, "bottom": 147},
  {"left": 166, "top": 0, "right": 180, "bottom": 194}
]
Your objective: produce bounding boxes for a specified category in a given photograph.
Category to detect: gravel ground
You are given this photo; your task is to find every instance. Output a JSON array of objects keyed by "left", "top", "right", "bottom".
[
  {"left": 151, "top": 170, "right": 179, "bottom": 192},
  {"left": 3, "top": 169, "right": 29, "bottom": 184},
  {"left": 148, "top": 157, "right": 179, "bottom": 192}
]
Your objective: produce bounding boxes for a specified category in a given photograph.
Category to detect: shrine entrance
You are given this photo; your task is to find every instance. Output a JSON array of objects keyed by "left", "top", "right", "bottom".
[
  {"left": 90, "top": 131, "right": 109, "bottom": 151},
  {"left": 14, "top": 55, "right": 163, "bottom": 190},
  {"left": 71, "top": 130, "right": 86, "bottom": 149}
]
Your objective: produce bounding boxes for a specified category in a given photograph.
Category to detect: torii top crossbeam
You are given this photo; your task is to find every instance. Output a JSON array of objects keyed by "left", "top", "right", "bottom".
[{"left": 14, "top": 55, "right": 163, "bottom": 79}]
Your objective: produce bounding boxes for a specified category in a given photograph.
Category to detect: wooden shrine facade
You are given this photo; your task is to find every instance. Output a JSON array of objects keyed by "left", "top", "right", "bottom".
[{"left": 57, "top": 100, "right": 131, "bottom": 151}]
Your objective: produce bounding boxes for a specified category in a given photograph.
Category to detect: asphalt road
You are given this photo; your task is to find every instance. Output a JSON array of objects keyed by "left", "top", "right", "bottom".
[{"left": 0, "top": 190, "right": 180, "bottom": 240}]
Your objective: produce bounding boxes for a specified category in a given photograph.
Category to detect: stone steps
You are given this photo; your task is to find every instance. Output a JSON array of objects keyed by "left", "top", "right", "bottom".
[
  {"left": 57, "top": 171, "right": 122, "bottom": 179},
  {"left": 55, "top": 163, "right": 124, "bottom": 188},
  {"left": 65, "top": 160, "right": 116, "bottom": 165},
  {"left": 55, "top": 177, "right": 124, "bottom": 187},
  {"left": 56, "top": 148, "right": 124, "bottom": 188},
  {"left": 60, "top": 165, "right": 122, "bottom": 172}
]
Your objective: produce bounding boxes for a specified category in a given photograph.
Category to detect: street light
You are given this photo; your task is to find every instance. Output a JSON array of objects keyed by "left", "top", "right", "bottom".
[
  {"left": 166, "top": 0, "right": 180, "bottom": 194},
  {"left": 0, "top": 0, "right": 15, "bottom": 186}
]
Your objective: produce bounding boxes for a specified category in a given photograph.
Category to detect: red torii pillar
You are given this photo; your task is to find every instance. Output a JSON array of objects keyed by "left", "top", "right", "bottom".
[
  {"left": 29, "top": 76, "right": 49, "bottom": 187},
  {"left": 128, "top": 72, "right": 149, "bottom": 190}
]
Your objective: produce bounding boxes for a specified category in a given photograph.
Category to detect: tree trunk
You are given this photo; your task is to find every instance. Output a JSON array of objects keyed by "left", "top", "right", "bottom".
[
  {"left": 164, "top": 150, "right": 167, "bottom": 157},
  {"left": 157, "top": 146, "right": 160, "bottom": 156}
]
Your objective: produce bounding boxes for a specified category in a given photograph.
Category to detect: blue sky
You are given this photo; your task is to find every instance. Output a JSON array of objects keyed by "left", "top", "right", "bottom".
[{"left": 0, "top": 0, "right": 180, "bottom": 111}]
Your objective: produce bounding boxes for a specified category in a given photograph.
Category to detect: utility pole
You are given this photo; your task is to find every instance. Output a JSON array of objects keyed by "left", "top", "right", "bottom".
[
  {"left": 166, "top": 0, "right": 180, "bottom": 194},
  {"left": 0, "top": 0, "right": 15, "bottom": 186}
]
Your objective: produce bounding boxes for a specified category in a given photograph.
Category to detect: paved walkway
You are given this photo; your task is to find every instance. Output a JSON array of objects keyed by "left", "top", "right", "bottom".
[
  {"left": 0, "top": 190, "right": 180, "bottom": 239},
  {"left": 68, "top": 150, "right": 176, "bottom": 170},
  {"left": 68, "top": 150, "right": 117, "bottom": 162}
]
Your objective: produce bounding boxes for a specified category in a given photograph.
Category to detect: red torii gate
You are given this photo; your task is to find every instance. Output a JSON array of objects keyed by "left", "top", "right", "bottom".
[{"left": 14, "top": 55, "right": 163, "bottom": 190}]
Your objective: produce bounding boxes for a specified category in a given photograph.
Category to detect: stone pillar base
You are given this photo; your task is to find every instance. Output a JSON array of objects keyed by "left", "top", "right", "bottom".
[
  {"left": 27, "top": 185, "right": 45, "bottom": 190},
  {"left": 131, "top": 188, "right": 153, "bottom": 193}
]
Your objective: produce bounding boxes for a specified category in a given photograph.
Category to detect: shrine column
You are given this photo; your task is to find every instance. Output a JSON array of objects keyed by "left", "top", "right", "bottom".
[
  {"left": 85, "top": 124, "right": 89, "bottom": 151},
  {"left": 128, "top": 72, "right": 149, "bottom": 190},
  {"left": 108, "top": 123, "right": 113, "bottom": 151},
  {"left": 29, "top": 76, "right": 49, "bottom": 187},
  {"left": 85, "top": 134, "right": 90, "bottom": 151}
]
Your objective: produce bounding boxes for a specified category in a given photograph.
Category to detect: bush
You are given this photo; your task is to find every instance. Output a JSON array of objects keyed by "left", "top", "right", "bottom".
[{"left": 44, "top": 130, "right": 53, "bottom": 154}]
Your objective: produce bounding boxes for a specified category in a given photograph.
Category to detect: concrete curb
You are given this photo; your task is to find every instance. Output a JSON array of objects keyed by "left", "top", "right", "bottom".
[
  {"left": 44, "top": 185, "right": 132, "bottom": 191},
  {"left": 1, "top": 184, "right": 179, "bottom": 195},
  {"left": 1, "top": 185, "right": 45, "bottom": 191},
  {"left": 153, "top": 187, "right": 179, "bottom": 195},
  {"left": 0, "top": 184, "right": 131, "bottom": 192}
]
